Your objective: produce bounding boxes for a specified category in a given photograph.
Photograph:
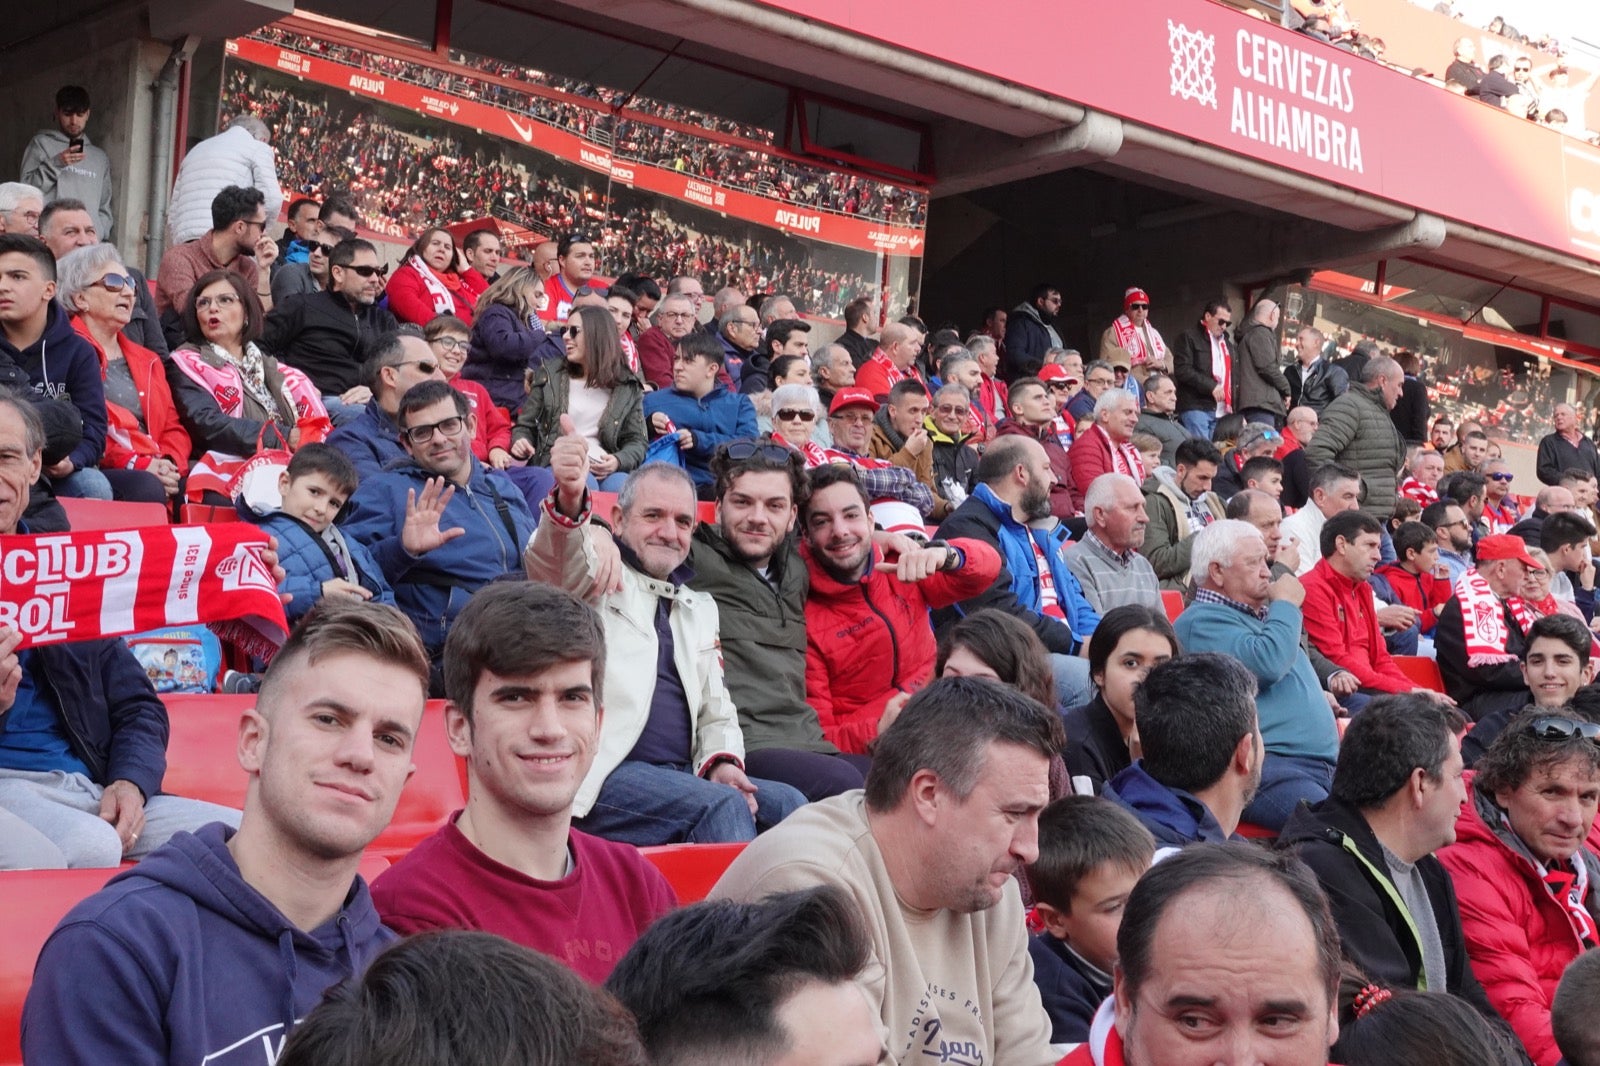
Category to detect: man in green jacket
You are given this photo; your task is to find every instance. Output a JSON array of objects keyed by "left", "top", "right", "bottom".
[
  {"left": 1303, "top": 356, "right": 1407, "bottom": 529},
  {"left": 688, "top": 442, "right": 871, "bottom": 800}
]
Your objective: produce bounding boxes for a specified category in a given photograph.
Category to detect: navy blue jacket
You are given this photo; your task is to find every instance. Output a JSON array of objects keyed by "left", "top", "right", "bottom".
[
  {"left": 0, "top": 302, "right": 106, "bottom": 472},
  {"left": 1029, "top": 933, "right": 1112, "bottom": 1045},
  {"left": 24, "top": 823, "right": 394, "bottom": 1064},
  {"left": 641, "top": 385, "right": 757, "bottom": 487},
  {"left": 1103, "top": 761, "right": 1230, "bottom": 847},
  {"left": 342, "top": 459, "right": 535, "bottom": 653},
  {"left": 326, "top": 402, "right": 408, "bottom": 481},
  {"left": 2, "top": 638, "right": 171, "bottom": 799}
]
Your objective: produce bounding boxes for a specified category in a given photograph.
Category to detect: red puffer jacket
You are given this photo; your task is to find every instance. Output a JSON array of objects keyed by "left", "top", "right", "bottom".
[
  {"left": 73, "top": 317, "right": 192, "bottom": 474},
  {"left": 1438, "top": 780, "right": 1600, "bottom": 1066},
  {"left": 802, "top": 537, "right": 1000, "bottom": 754}
]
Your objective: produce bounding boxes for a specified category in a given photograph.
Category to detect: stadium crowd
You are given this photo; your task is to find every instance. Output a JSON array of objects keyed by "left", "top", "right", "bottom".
[{"left": 11, "top": 58, "right": 1600, "bottom": 1066}]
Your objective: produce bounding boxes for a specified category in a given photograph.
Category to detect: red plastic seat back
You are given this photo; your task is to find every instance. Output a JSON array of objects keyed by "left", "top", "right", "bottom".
[
  {"left": 638, "top": 842, "right": 747, "bottom": 903},
  {"left": 1393, "top": 655, "right": 1446, "bottom": 693},
  {"left": 58, "top": 498, "right": 170, "bottom": 530},
  {"left": 1161, "top": 589, "right": 1185, "bottom": 623},
  {"left": 0, "top": 867, "right": 120, "bottom": 1065}
]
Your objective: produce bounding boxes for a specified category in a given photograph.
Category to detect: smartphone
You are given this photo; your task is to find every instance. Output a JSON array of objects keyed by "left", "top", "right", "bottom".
[{"left": 68, "top": 137, "right": 83, "bottom": 153}]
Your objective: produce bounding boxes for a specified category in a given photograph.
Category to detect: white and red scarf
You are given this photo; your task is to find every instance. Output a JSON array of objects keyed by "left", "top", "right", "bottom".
[
  {"left": 1110, "top": 314, "right": 1168, "bottom": 369},
  {"left": 406, "top": 255, "right": 457, "bottom": 317},
  {"left": 1399, "top": 476, "right": 1439, "bottom": 507},
  {"left": 0, "top": 525, "right": 288, "bottom": 659},
  {"left": 1097, "top": 424, "right": 1147, "bottom": 482},
  {"left": 1484, "top": 498, "right": 1521, "bottom": 535},
  {"left": 773, "top": 430, "right": 828, "bottom": 468},
  {"left": 867, "top": 350, "right": 911, "bottom": 389},
  {"left": 1454, "top": 568, "right": 1536, "bottom": 667}
]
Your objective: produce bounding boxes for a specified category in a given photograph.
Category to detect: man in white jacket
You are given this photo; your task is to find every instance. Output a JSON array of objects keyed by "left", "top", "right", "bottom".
[
  {"left": 167, "top": 116, "right": 284, "bottom": 246},
  {"left": 523, "top": 420, "right": 806, "bottom": 845}
]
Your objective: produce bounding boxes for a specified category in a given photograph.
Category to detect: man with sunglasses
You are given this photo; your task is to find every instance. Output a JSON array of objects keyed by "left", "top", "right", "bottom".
[
  {"left": 1440, "top": 707, "right": 1600, "bottom": 1066},
  {"left": 155, "top": 185, "right": 277, "bottom": 338},
  {"left": 1171, "top": 297, "right": 1235, "bottom": 441},
  {"left": 265, "top": 237, "right": 398, "bottom": 426},
  {"left": 326, "top": 332, "right": 447, "bottom": 479},
  {"left": 344, "top": 379, "right": 536, "bottom": 686},
  {"left": 926, "top": 382, "right": 981, "bottom": 506},
  {"left": 1483, "top": 459, "right": 1524, "bottom": 535},
  {"left": 270, "top": 224, "right": 346, "bottom": 306}
]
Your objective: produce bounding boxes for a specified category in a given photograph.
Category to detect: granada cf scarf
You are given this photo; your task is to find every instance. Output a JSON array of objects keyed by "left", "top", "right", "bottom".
[
  {"left": 1110, "top": 314, "right": 1168, "bottom": 369},
  {"left": 0, "top": 525, "right": 288, "bottom": 659},
  {"left": 1453, "top": 568, "right": 1536, "bottom": 667}
]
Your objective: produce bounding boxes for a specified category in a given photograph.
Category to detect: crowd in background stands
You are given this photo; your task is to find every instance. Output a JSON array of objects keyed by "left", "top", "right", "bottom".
[
  {"left": 1286, "top": 0, "right": 1598, "bottom": 137},
  {"left": 222, "top": 70, "right": 892, "bottom": 320},
  {"left": 250, "top": 27, "right": 928, "bottom": 227}
]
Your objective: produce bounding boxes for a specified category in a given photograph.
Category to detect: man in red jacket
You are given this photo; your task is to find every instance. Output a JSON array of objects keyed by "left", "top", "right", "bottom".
[
  {"left": 635, "top": 292, "right": 697, "bottom": 390},
  {"left": 1301, "top": 510, "right": 1452, "bottom": 711},
  {"left": 799, "top": 463, "right": 999, "bottom": 755},
  {"left": 1440, "top": 707, "right": 1600, "bottom": 1066}
]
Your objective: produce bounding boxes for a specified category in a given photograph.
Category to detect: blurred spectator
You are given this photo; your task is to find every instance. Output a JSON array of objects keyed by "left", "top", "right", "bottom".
[
  {"left": 1482, "top": 458, "right": 1522, "bottom": 534},
  {"left": 1435, "top": 534, "right": 1540, "bottom": 721},
  {"left": 0, "top": 182, "right": 44, "bottom": 236},
  {"left": 155, "top": 185, "right": 278, "bottom": 326},
  {"left": 1391, "top": 349, "right": 1431, "bottom": 444},
  {"left": 1099, "top": 287, "right": 1169, "bottom": 385},
  {"left": 1134, "top": 372, "right": 1186, "bottom": 467},
  {"left": 1536, "top": 403, "right": 1600, "bottom": 485},
  {"left": 1285, "top": 326, "right": 1349, "bottom": 414},
  {"left": 167, "top": 115, "right": 284, "bottom": 245},
  {"left": 1171, "top": 297, "right": 1235, "bottom": 440},
  {"left": 1236, "top": 298, "right": 1292, "bottom": 428},
  {"left": 325, "top": 333, "right": 447, "bottom": 480},
  {"left": 1003, "top": 284, "right": 1064, "bottom": 380},
  {"left": 636, "top": 292, "right": 698, "bottom": 391},
  {"left": 926, "top": 382, "right": 980, "bottom": 505},
  {"left": 1445, "top": 38, "right": 1484, "bottom": 95},
  {"left": 386, "top": 226, "right": 486, "bottom": 326},
  {"left": 21, "top": 85, "right": 114, "bottom": 239},
  {"left": 462, "top": 265, "right": 560, "bottom": 410},
  {"left": 423, "top": 315, "right": 511, "bottom": 468},
  {"left": 1401, "top": 448, "right": 1445, "bottom": 506}
]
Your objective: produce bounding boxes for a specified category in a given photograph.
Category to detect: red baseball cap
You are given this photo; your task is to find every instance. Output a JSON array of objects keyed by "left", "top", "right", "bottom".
[
  {"left": 1475, "top": 534, "right": 1541, "bottom": 570},
  {"left": 828, "top": 387, "right": 879, "bottom": 415},
  {"left": 1038, "top": 364, "right": 1079, "bottom": 385}
]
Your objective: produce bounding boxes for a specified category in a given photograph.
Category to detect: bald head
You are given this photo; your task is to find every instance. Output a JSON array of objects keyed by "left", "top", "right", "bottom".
[{"left": 1537, "top": 485, "right": 1577, "bottom": 512}]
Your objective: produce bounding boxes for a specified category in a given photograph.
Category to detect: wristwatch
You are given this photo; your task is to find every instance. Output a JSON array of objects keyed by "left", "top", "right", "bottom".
[{"left": 923, "top": 539, "right": 965, "bottom": 572}]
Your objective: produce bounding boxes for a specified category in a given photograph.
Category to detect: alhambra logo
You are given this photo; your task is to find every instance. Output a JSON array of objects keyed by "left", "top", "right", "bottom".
[{"left": 1169, "top": 20, "right": 1218, "bottom": 109}]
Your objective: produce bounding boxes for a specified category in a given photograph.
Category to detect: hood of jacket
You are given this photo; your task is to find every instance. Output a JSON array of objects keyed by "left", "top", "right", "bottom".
[
  {"left": 1103, "top": 761, "right": 1230, "bottom": 846},
  {"left": 1010, "top": 300, "right": 1048, "bottom": 327},
  {"left": 106, "top": 822, "right": 390, "bottom": 1043},
  {"left": 1279, "top": 794, "right": 1379, "bottom": 852},
  {"left": 0, "top": 300, "right": 79, "bottom": 383}
]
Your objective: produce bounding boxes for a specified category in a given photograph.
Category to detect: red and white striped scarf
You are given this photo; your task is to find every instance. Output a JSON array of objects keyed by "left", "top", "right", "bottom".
[
  {"left": 1110, "top": 314, "right": 1168, "bottom": 369},
  {"left": 1399, "top": 477, "right": 1439, "bottom": 507},
  {"left": 773, "top": 430, "right": 828, "bottom": 468},
  {"left": 1454, "top": 568, "right": 1536, "bottom": 667},
  {"left": 0, "top": 525, "right": 288, "bottom": 659},
  {"left": 1097, "top": 425, "right": 1147, "bottom": 482}
]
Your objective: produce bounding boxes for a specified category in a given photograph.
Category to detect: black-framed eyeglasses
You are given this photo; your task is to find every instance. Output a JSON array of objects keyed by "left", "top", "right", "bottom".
[
  {"left": 403, "top": 415, "right": 465, "bottom": 445},
  {"left": 344, "top": 264, "right": 389, "bottom": 278},
  {"left": 243, "top": 218, "right": 267, "bottom": 232},
  {"left": 431, "top": 336, "right": 469, "bottom": 352},
  {"left": 775, "top": 408, "right": 816, "bottom": 422},
  {"left": 1087, "top": 376, "right": 1115, "bottom": 387},
  {"left": 724, "top": 440, "right": 793, "bottom": 462},
  {"left": 1523, "top": 716, "right": 1600, "bottom": 745},
  {"left": 92, "top": 273, "right": 135, "bottom": 292}
]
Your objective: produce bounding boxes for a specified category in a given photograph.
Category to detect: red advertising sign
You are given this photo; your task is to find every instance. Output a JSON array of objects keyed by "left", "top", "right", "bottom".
[
  {"left": 745, "top": 0, "right": 1591, "bottom": 265},
  {"left": 225, "top": 36, "right": 926, "bottom": 257}
]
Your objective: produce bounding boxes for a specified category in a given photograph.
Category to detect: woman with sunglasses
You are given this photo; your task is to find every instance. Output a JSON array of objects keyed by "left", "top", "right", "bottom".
[
  {"left": 768, "top": 383, "right": 826, "bottom": 464},
  {"left": 385, "top": 226, "right": 488, "bottom": 327},
  {"left": 510, "top": 305, "right": 644, "bottom": 491},
  {"left": 462, "top": 266, "right": 561, "bottom": 412},
  {"left": 57, "top": 243, "right": 189, "bottom": 503},
  {"left": 169, "top": 271, "right": 326, "bottom": 498}
]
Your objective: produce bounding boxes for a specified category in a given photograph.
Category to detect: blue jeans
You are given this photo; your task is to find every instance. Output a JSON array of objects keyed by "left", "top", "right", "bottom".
[
  {"left": 1385, "top": 617, "right": 1420, "bottom": 656},
  {"left": 587, "top": 471, "right": 629, "bottom": 492},
  {"left": 573, "top": 760, "right": 807, "bottom": 846},
  {"left": 1051, "top": 654, "right": 1095, "bottom": 714},
  {"left": 1178, "top": 410, "right": 1216, "bottom": 441},
  {"left": 53, "top": 466, "right": 112, "bottom": 500},
  {"left": 319, "top": 395, "right": 366, "bottom": 427},
  {"left": 1241, "top": 752, "right": 1335, "bottom": 832},
  {"left": 1240, "top": 408, "right": 1280, "bottom": 428}
]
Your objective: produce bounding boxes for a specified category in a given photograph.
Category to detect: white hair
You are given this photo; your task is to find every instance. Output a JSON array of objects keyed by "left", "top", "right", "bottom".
[
  {"left": 1084, "top": 472, "right": 1142, "bottom": 523},
  {"left": 0, "top": 182, "right": 43, "bottom": 213},
  {"left": 1190, "top": 519, "right": 1265, "bottom": 589},
  {"left": 1093, "top": 387, "right": 1137, "bottom": 418},
  {"left": 228, "top": 114, "right": 272, "bottom": 142},
  {"left": 55, "top": 242, "right": 125, "bottom": 314},
  {"left": 770, "top": 383, "right": 821, "bottom": 416}
]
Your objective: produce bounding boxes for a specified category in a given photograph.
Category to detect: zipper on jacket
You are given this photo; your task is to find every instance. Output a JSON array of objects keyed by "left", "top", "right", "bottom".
[
  {"left": 35, "top": 663, "right": 102, "bottom": 783},
  {"left": 458, "top": 482, "right": 513, "bottom": 573},
  {"left": 859, "top": 580, "right": 900, "bottom": 684}
]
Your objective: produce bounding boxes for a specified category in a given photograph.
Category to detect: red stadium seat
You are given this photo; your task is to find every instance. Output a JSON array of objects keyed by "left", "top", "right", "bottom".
[
  {"left": 1235, "top": 821, "right": 1278, "bottom": 840},
  {"left": 0, "top": 851, "right": 391, "bottom": 1065},
  {"left": 639, "top": 842, "right": 747, "bottom": 903},
  {"left": 180, "top": 504, "right": 242, "bottom": 524},
  {"left": 159, "top": 696, "right": 465, "bottom": 861},
  {"left": 571, "top": 489, "right": 715, "bottom": 525},
  {"left": 1161, "top": 589, "right": 1184, "bottom": 623},
  {"left": 57, "top": 497, "right": 170, "bottom": 530},
  {"left": 1393, "top": 655, "right": 1446, "bottom": 693}
]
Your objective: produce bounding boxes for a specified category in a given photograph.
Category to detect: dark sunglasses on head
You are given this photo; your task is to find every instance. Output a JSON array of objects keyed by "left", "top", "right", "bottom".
[
  {"left": 775, "top": 408, "right": 817, "bottom": 422},
  {"left": 1523, "top": 716, "right": 1600, "bottom": 745},
  {"left": 343, "top": 264, "right": 389, "bottom": 278},
  {"left": 92, "top": 273, "right": 135, "bottom": 292},
  {"left": 1489, "top": 472, "right": 1515, "bottom": 482},
  {"left": 724, "top": 440, "right": 793, "bottom": 462}
]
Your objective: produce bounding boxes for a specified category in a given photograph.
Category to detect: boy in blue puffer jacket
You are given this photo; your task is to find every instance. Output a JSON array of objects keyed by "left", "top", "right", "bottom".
[{"left": 246, "top": 444, "right": 393, "bottom": 624}]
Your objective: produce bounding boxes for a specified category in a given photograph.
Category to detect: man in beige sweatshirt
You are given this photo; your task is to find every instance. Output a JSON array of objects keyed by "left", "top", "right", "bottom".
[{"left": 711, "top": 676, "right": 1062, "bottom": 1066}]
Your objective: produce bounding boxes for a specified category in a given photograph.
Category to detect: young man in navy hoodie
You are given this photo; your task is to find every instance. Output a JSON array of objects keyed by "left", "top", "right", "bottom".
[{"left": 23, "top": 598, "right": 431, "bottom": 1064}]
